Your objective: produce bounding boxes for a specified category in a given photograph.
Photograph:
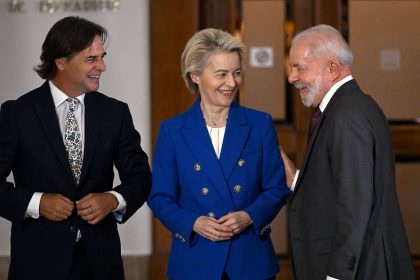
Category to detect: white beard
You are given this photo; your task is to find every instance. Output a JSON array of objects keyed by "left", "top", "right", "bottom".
[{"left": 295, "top": 75, "right": 323, "bottom": 108}]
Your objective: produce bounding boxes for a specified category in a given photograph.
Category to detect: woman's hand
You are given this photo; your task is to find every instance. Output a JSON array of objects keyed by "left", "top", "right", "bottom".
[
  {"left": 218, "top": 211, "right": 252, "bottom": 235},
  {"left": 193, "top": 216, "right": 234, "bottom": 242},
  {"left": 280, "top": 146, "right": 297, "bottom": 189}
]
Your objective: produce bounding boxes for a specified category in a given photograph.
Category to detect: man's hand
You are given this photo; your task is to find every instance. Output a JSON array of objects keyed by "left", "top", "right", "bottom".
[
  {"left": 193, "top": 216, "right": 234, "bottom": 242},
  {"left": 217, "top": 211, "right": 252, "bottom": 235},
  {"left": 280, "top": 146, "right": 297, "bottom": 188},
  {"left": 76, "top": 193, "right": 118, "bottom": 225},
  {"left": 39, "top": 193, "right": 74, "bottom": 221}
]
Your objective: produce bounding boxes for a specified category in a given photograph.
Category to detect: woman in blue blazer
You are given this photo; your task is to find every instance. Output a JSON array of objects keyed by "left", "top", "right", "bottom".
[{"left": 147, "top": 28, "right": 290, "bottom": 280}]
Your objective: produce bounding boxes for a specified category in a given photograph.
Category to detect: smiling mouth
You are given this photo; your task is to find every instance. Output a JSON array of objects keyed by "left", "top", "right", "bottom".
[
  {"left": 294, "top": 84, "right": 307, "bottom": 94},
  {"left": 219, "top": 89, "right": 235, "bottom": 96},
  {"left": 88, "top": 75, "right": 100, "bottom": 79},
  {"left": 299, "top": 88, "right": 307, "bottom": 94},
  {"left": 294, "top": 83, "right": 304, "bottom": 89}
]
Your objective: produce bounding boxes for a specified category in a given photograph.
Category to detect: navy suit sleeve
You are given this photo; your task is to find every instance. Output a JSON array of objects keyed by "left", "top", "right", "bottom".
[
  {"left": 112, "top": 103, "right": 151, "bottom": 223},
  {"left": 0, "top": 101, "right": 34, "bottom": 223}
]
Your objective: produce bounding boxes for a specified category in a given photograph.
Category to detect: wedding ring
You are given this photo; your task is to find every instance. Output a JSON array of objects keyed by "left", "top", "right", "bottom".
[{"left": 87, "top": 207, "right": 93, "bottom": 214}]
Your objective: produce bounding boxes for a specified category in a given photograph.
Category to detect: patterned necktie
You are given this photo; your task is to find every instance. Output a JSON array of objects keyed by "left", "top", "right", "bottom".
[
  {"left": 307, "top": 108, "right": 321, "bottom": 143},
  {"left": 64, "top": 98, "right": 83, "bottom": 185}
]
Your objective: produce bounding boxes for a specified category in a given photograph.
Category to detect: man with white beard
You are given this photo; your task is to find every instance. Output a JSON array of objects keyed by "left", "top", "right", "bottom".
[{"left": 280, "top": 24, "right": 415, "bottom": 280}]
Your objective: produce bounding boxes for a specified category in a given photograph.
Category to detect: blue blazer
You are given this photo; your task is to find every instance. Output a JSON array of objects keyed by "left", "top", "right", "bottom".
[{"left": 148, "top": 98, "right": 290, "bottom": 280}]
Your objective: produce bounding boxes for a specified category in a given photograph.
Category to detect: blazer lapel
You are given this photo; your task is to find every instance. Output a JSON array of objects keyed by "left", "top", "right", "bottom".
[
  {"left": 181, "top": 99, "right": 235, "bottom": 209},
  {"left": 79, "top": 93, "right": 102, "bottom": 185},
  {"left": 34, "top": 83, "right": 73, "bottom": 179},
  {"left": 219, "top": 102, "right": 250, "bottom": 181}
]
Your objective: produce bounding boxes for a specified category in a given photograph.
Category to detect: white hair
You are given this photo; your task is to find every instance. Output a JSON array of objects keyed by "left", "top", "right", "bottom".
[{"left": 292, "top": 24, "right": 353, "bottom": 67}]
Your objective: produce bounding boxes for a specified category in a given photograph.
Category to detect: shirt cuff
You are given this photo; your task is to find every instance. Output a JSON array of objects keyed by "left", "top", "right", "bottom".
[
  {"left": 326, "top": 276, "right": 340, "bottom": 280},
  {"left": 26, "top": 192, "right": 43, "bottom": 219},
  {"left": 290, "top": 170, "right": 300, "bottom": 191},
  {"left": 108, "top": 191, "right": 126, "bottom": 222}
]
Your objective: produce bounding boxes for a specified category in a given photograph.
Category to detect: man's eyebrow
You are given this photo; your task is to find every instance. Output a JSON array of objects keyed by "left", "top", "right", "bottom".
[{"left": 86, "top": 52, "right": 107, "bottom": 59}]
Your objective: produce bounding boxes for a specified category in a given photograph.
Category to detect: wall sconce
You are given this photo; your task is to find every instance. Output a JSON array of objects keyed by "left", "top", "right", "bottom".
[{"left": 8, "top": 0, "right": 26, "bottom": 12}]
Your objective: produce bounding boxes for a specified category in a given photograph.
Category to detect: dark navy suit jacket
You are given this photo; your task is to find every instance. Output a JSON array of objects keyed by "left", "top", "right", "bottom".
[{"left": 0, "top": 82, "right": 151, "bottom": 280}]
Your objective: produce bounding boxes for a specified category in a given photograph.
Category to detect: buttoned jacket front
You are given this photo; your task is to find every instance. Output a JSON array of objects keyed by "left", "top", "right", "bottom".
[{"left": 148, "top": 98, "right": 290, "bottom": 280}]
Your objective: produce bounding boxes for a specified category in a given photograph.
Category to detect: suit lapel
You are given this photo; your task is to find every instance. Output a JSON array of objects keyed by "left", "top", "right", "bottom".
[
  {"left": 292, "top": 113, "right": 325, "bottom": 196},
  {"left": 181, "top": 99, "right": 235, "bottom": 209},
  {"left": 79, "top": 93, "right": 102, "bottom": 185},
  {"left": 293, "top": 80, "right": 360, "bottom": 196},
  {"left": 219, "top": 103, "right": 250, "bottom": 181},
  {"left": 34, "top": 82, "right": 73, "bottom": 179}
]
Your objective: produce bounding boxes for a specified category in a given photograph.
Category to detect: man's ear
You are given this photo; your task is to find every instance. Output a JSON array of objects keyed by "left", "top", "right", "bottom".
[
  {"left": 55, "top": 58, "right": 67, "bottom": 71},
  {"left": 328, "top": 60, "right": 340, "bottom": 81}
]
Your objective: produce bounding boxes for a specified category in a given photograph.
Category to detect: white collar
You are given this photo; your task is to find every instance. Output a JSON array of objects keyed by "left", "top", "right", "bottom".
[
  {"left": 49, "top": 80, "right": 85, "bottom": 108},
  {"left": 319, "top": 75, "right": 353, "bottom": 112}
]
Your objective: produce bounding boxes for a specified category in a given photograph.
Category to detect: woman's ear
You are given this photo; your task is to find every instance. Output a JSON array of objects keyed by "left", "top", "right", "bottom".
[{"left": 190, "top": 73, "right": 199, "bottom": 84}]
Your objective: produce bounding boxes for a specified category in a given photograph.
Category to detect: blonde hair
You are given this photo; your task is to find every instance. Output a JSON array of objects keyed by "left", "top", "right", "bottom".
[{"left": 181, "top": 28, "right": 246, "bottom": 94}]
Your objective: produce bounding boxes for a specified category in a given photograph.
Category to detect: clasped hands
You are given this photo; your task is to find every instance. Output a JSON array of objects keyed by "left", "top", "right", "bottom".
[
  {"left": 193, "top": 211, "right": 252, "bottom": 242},
  {"left": 39, "top": 193, "right": 118, "bottom": 225}
]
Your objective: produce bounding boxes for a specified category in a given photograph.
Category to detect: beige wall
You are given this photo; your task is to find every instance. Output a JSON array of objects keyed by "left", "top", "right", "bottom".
[
  {"left": 242, "top": 0, "right": 286, "bottom": 121},
  {"left": 349, "top": 0, "right": 420, "bottom": 120}
]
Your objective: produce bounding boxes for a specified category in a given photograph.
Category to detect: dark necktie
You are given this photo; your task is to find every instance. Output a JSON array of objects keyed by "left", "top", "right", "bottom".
[
  {"left": 307, "top": 108, "right": 321, "bottom": 143},
  {"left": 64, "top": 98, "right": 83, "bottom": 185}
]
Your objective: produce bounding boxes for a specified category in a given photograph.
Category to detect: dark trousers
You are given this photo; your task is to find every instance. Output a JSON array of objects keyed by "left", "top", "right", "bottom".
[
  {"left": 68, "top": 241, "right": 94, "bottom": 280},
  {"left": 221, "top": 271, "right": 275, "bottom": 280}
]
